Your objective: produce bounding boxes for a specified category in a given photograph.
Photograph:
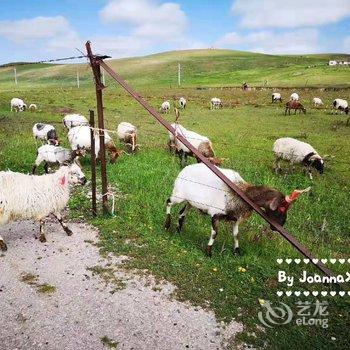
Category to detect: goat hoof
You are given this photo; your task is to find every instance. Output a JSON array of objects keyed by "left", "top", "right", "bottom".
[
  {"left": 39, "top": 235, "right": 46, "bottom": 243},
  {"left": 65, "top": 229, "right": 73, "bottom": 236},
  {"left": 0, "top": 240, "right": 7, "bottom": 251},
  {"left": 164, "top": 215, "right": 171, "bottom": 230},
  {"left": 233, "top": 248, "right": 241, "bottom": 256},
  {"left": 205, "top": 246, "right": 212, "bottom": 257}
]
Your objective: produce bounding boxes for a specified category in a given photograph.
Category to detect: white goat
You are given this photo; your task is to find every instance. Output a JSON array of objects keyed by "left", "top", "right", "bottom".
[
  {"left": 10, "top": 98, "right": 26, "bottom": 112},
  {"left": 210, "top": 98, "right": 222, "bottom": 109},
  {"left": 33, "top": 123, "right": 59, "bottom": 145},
  {"left": 165, "top": 163, "right": 309, "bottom": 256},
  {"left": 117, "top": 122, "right": 138, "bottom": 152},
  {"left": 160, "top": 101, "right": 171, "bottom": 114},
  {"left": 29, "top": 104, "right": 37, "bottom": 111},
  {"left": 332, "top": 99, "right": 349, "bottom": 115},
  {"left": 63, "top": 114, "right": 89, "bottom": 129},
  {"left": 312, "top": 98, "right": 323, "bottom": 107},
  {"left": 272, "top": 92, "right": 282, "bottom": 103},
  {"left": 179, "top": 97, "right": 187, "bottom": 109},
  {"left": 290, "top": 93, "right": 299, "bottom": 101},
  {"left": 273, "top": 137, "right": 324, "bottom": 179},
  {"left": 0, "top": 163, "right": 86, "bottom": 251}
]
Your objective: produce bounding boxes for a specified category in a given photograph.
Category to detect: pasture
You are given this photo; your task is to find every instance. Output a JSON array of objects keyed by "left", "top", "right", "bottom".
[{"left": 0, "top": 49, "right": 349, "bottom": 349}]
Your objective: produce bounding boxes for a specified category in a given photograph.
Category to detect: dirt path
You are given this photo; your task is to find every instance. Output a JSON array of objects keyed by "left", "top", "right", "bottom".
[{"left": 0, "top": 221, "right": 243, "bottom": 350}]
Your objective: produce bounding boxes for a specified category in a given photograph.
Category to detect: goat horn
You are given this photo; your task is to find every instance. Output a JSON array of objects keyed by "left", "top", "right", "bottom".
[{"left": 286, "top": 187, "right": 311, "bottom": 203}]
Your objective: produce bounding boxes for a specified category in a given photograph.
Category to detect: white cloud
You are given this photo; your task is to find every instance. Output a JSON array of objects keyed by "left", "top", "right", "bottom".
[
  {"left": 231, "top": 0, "right": 350, "bottom": 28},
  {"left": 100, "top": 0, "right": 187, "bottom": 41},
  {"left": 214, "top": 29, "right": 320, "bottom": 54}
]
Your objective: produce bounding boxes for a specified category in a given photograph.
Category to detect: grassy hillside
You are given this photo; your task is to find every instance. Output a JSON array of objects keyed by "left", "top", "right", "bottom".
[{"left": 0, "top": 49, "right": 349, "bottom": 89}]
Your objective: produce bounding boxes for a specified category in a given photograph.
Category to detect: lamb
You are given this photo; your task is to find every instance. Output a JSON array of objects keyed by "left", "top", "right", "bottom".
[
  {"left": 29, "top": 104, "right": 37, "bottom": 111},
  {"left": 210, "top": 97, "right": 222, "bottom": 110},
  {"left": 290, "top": 93, "right": 299, "bottom": 101},
  {"left": 272, "top": 92, "right": 282, "bottom": 103},
  {"left": 273, "top": 137, "right": 324, "bottom": 179},
  {"left": 32, "top": 144, "right": 76, "bottom": 174},
  {"left": 63, "top": 114, "right": 89, "bottom": 129},
  {"left": 285, "top": 100, "right": 306, "bottom": 115},
  {"left": 179, "top": 97, "right": 187, "bottom": 109},
  {"left": 164, "top": 163, "right": 309, "bottom": 256},
  {"left": 312, "top": 98, "right": 323, "bottom": 107},
  {"left": 0, "top": 163, "right": 86, "bottom": 251},
  {"left": 10, "top": 98, "right": 26, "bottom": 112},
  {"left": 168, "top": 123, "right": 221, "bottom": 166},
  {"left": 117, "top": 122, "right": 138, "bottom": 152},
  {"left": 33, "top": 123, "right": 59, "bottom": 145},
  {"left": 332, "top": 98, "right": 349, "bottom": 115},
  {"left": 160, "top": 101, "right": 170, "bottom": 114},
  {"left": 68, "top": 125, "right": 121, "bottom": 163}
]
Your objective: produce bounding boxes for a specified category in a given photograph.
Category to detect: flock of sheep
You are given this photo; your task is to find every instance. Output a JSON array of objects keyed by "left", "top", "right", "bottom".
[{"left": 0, "top": 91, "right": 347, "bottom": 254}]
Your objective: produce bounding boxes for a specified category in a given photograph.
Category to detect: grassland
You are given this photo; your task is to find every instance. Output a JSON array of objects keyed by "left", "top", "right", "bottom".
[{"left": 0, "top": 49, "right": 349, "bottom": 349}]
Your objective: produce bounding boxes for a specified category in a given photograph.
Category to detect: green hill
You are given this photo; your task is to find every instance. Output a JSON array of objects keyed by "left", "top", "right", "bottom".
[{"left": 0, "top": 49, "right": 349, "bottom": 89}]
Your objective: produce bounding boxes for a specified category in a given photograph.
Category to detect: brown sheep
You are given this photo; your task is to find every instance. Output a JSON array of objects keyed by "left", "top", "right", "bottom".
[{"left": 285, "top": 101, "right": 306, "bottom": 115}]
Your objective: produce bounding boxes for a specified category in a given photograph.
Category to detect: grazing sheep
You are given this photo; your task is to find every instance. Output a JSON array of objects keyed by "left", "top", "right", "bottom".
[
  {"left": 210, "top": 98, "right": 222, "bottom": 110},
  {"left": 117, "top": 122, "right": 138, "bottom": 152},
  {"left": 33, "top": 123, "right": 59, "bottom": 145},
  {"left": 160, "top": 101, "right": 170, "bottom": 114},
  {"left": 332, "top": 98, "right": 349, "bottom": 115},
  {"left": 32, "top": 144, "right": 76, "bottom": 174},
  {"left": 273, "top": 137, "right": 324, "bottom": 179},
  {"left": 10, "top": 98, "right": 26, "bottom": 112},
  {"left": 165, "top": 163, "right": 309, "bottom": 256},
  {"left": 68, "top": 125, "right": 121, "bottom": 163},
  {"left": 290, "top": 93, "right": 299, "bottom": 101},
  {"left": 168, "top": 123, "right": 221, "bottom": 166},
  {"left": 285, "top": 100, "right": 306, "bottom": 115},
  {"left": 29, "top": 104, "right": 37, "bottom": 111},
  {"left": 272, "top": 92, "right": 282, "bottom": 103},
  {"left": 63, "top": 114, "right": 89, "bottom": 129},
  {"left": 312, "top": 98, "right": 323, "bottom": 107},
  {"left": 179, "top": 97, "right": 187, "bottom": 109},
  {"left": 0, "top": 163, "right": 86, "bottom": 251}
]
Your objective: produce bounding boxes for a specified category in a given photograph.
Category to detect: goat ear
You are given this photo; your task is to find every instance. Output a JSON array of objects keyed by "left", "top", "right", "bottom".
[{"left": 269, "top": 197, "right": 280, "bottom": 211}]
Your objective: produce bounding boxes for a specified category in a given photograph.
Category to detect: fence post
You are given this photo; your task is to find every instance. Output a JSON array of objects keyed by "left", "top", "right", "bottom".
[
  {"left": 89, "top": 110, "right": 97, "bottom": 216},
  {"left": 178, "top": 63, "right": 181, "bottom": 87},
  {"left": 14, "top": 67, "right": 17, "bottom": 85},
  {"left": 77, "top": 68, "right": 80, "bottom": 88}
]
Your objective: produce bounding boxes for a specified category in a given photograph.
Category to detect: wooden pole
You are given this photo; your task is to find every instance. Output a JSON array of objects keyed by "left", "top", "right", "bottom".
[
  {"left": 89, "top": 110, "right": 97, "bottom": 216},
  {"left": 178, "top": 63, "right": 181, "bottom": 87},
  {"left": 102, "top": 69, "right": 105, "bottom": 85},
  {"left": 14, "top": 67, "right": 17, "bottom": 85},
  {"left": 77, "top": 68, "right": 80, "bottom": 88}
]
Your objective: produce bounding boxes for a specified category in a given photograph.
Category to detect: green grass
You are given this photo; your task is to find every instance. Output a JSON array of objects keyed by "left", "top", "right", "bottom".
[{"left": 0, "top": 53, "right": 349, "bottom": 349}]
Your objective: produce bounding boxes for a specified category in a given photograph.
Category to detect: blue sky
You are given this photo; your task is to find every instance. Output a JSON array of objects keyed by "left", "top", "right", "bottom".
[{"left": 0, "top": 0, "right": 349, "bottom": 64}]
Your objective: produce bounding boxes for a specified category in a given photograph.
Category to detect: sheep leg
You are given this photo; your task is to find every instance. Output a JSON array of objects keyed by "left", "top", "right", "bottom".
[
  {"left": 307, "top": 166, "right": 313, "bottom": 180},
  {"left": 206, "top": 215, "right": 219, "bottom": 257},
  {"left": 232, "top": 221, "right": 240, "bottom": 256},
  {"left": 164, "top": 198, "right": 173, "bottom": 230},
  {"left": 44, "top": 162, "right": 49, "bottom": 174},
  {"left": 0, "top": 235, "right": 7, "bottom": 251},
  {"left": 284, "top": 108, "right": 288, "bottom": 116},
  {"left": 176, "top": 203, "right": 191, "bottom": 233},
  {"left": 273, "top": 157, "right": 281, "bottom": 174},
  {"left": 53, "top": 213, "right": 73, "bottom": 236},
  {"left": 39, "top": 220, "right": 46, "bottom": 243}
]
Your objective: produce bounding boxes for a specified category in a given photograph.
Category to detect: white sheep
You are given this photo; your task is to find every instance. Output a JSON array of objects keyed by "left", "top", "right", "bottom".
[
  {"left": 32, "top": 144, "right": 75, "bottom": 174},
  {"left": 165, "top": 163, "right": 309, "bottom": 256},
  {"left": 160, "top": 101, "right": 171, "bottom": 114},
  {"left": 290, "top": 93, "right": 299, "bottom": 101},
  {"left": 332, "top": 98, "right": 349, "bottom": 115},
  {"left": 273, "top": 137, "right": 324, "bottom": 179},
  {"left": 29, "top": 104, "right": 37, "bottom": 111},
  {"left": 68, "top": 125, "right": 120, "bottom": 163},
  {"left": 10, "top": 98, "right": 26, "bottom": 112},
  {"left": 33, "top": 123, "right": 59, "bottom": 145},
  {"left": 179, "top": 97, "right": 187, "bottom": 109},
  {"left": 210, "top": 97, "right": 222, "bottom": 110},
  {"left": 117, "top": 122, "right": 138, "bottom": 152},
  {"left": 272, "top": 92, "right": 282, "bottom": 103},
  {"left": 312, "top": 98, "right": 323, "bottom": 107},
  {"left": 63, "top": 114, "right": 89, "bottom": 129},
  {"left": 0, "top": 163, "right": 86, "bottom": 251}
]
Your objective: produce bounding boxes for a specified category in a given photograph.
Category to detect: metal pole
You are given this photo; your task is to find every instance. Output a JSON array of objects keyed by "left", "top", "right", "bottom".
[
  {"left": 77, "top": 68, "right": 80, "bottom": 88},
  {"left": 178, "top": 63, "right": 181, "bottom": 87},
  {"left": 86, "top": 41, "right": 109, "bottom": 214},
  {"left": 14, "top": 67, "right": 17, "bottom": 85},
  {"left": 90, "top": 110, "right": 97, "bottom": 216},
  {"left": 99, "top": 58, "right": 337, "bottom": 280}
]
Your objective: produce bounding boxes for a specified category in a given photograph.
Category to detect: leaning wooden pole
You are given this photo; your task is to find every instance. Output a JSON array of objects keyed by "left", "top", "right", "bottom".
[
  {"left": 89, "top": 110, "right": 97, "bottom": 217},
  {"left": 86, "top": 41, "right": 109, "bottom": 214}
]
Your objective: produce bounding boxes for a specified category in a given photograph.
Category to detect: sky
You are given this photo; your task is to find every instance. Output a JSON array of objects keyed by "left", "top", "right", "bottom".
[{"left": 0, "top": 0, "right": 349, "bottom": 64}]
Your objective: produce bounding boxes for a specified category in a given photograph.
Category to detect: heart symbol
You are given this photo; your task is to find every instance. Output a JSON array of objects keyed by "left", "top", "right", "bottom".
[
  {"left": 303, "top": 259, "right": 310, "bottom": 264},
  {"left": 348, "top": 291, "right": 350, "bottom": 296},
  {"left": 321, "top": 291, "right": 327, "bottom": 296},
  {"left": 294, "top": 291, "right": 301, "bottom": 296},
  {"left": 303, "top": 291, "right": 310, "bottom": 296},
  {"left": 286, "top": 291, "right": 292, "bottom": 296},
  {"left": 312, "top": 259, "right": 319, "bottom": 264},
  {"left": 348, "top": 258, "right": 350, "bottom": 263},
  {"left": 330, "top": 259, "right": 336, "bottom": 264},
  {"left": 339, "top": 291, "right": 345, "bottom": 297},
  {"left": 294, "top": 259, "right": 301, "bottom": 264},
  {"left": 321, "top": 259, "right": 327, "bottom": 264},
  {"left": 286, "top": 259, "right": 292, "bottom": 265},
  {"left": 339, "top": 259, "right": 345, "bottom": 264},
  {"left": 277, "top": 259, "right": 283, "bottom": 264},
  {"left": 312, "top": 291, "right": 319, "bottom": 296},
  {"left": 277, "top": 291, "right": 283, "bottom": 297},
  {"left": 330, "top": 291, "right": 336, "bottom": 296}
]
